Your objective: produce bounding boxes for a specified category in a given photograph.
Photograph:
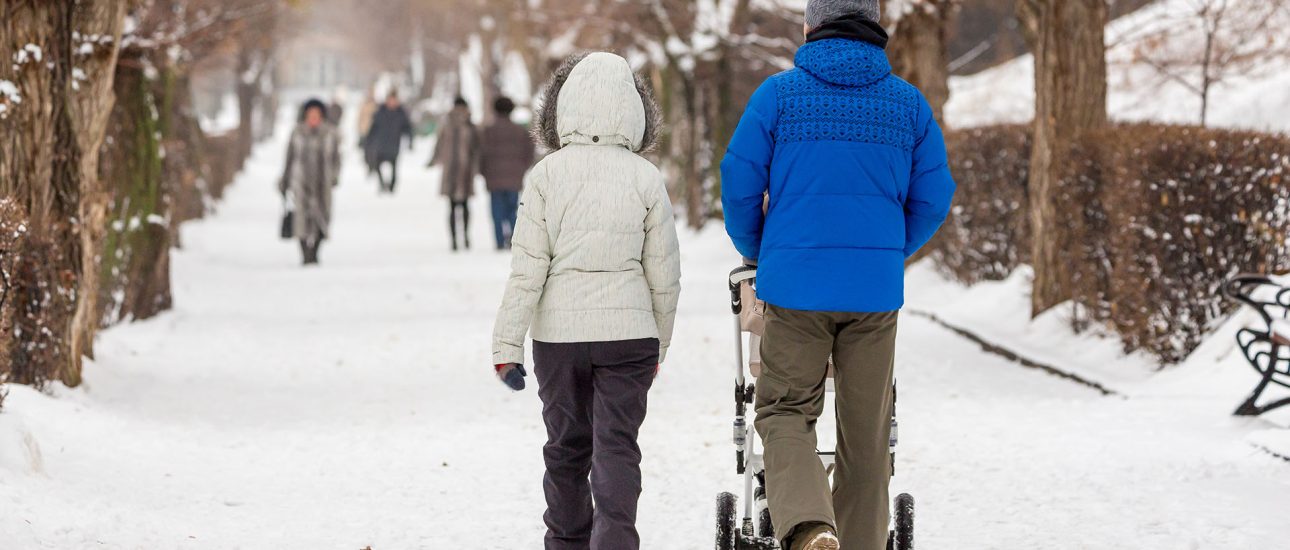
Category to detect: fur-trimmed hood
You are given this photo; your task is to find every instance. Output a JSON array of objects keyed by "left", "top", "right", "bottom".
[{"left": 533, "top": 52, "right": 661, "bottom": 153}]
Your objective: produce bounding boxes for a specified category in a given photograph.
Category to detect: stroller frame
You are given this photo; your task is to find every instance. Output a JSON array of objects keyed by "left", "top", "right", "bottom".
[{"left": 716, "top": 266, "right": 914, "bottom": 550}]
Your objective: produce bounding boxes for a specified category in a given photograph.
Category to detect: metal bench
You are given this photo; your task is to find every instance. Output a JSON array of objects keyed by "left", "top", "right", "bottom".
[{"left": 1221, "top": 274, "right": 1290, "bottom": 416}]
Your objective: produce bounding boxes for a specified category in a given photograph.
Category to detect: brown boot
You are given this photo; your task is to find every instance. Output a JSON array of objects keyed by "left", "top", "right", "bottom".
[{"left": 789, "top": 522, "right": 839, "bottom": 550}]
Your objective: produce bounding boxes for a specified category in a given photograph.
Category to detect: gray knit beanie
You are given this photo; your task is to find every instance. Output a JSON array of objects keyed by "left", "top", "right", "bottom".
[{"left": 805, "top": 0, "right": 881, "bottom": 29}]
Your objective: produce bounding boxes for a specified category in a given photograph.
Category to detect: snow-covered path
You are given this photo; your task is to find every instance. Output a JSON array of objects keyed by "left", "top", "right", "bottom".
[{"left": 2, "top": 124, "right": 1289, "bottom": 550}]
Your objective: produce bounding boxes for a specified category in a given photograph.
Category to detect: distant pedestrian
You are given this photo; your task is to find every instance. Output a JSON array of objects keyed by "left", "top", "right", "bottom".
[
  {"left": 364, "top": 92, "right": 414, "bottom": 193},
  {"left": 280, "top": 99, "right": 340, "bottom": 266},
  {"left": 430, "top": 97, "right": 481, "bottom": 252},
  {"left": 479, "top": 96, "right": 535, "bottom": 250},
  {"left": 327, "top": 88, "right": 346, "bottom": 127},
  {"left": 357, "top": 86, "right": 378, "bottom": 146},
  {"left": 491, "top": 52, "right": 681, "bottom": 550}
]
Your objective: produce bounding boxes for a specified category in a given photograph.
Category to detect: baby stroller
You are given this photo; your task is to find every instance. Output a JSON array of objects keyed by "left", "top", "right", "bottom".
[{"left": 716, "top": 266, "right": 915, "bottom": 550}]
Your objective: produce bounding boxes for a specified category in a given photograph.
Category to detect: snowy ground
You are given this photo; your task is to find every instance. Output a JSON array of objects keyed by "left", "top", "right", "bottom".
[{"left": 3, "top": 114, "right": 1290, "bottom": 549}]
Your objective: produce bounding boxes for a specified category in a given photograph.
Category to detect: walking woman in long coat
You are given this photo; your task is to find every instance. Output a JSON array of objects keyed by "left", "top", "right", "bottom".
[
  {"left": 280, "top": 99, "right": 341, "bottom": 265},
  {"left": 430, "top": 97, "right": 481, "bottom": 251}
]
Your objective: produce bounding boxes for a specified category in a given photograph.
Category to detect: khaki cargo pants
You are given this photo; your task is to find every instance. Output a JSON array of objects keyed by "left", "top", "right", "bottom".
[{"left": 754, "top": 304, "right": 898, "bottom": 550}]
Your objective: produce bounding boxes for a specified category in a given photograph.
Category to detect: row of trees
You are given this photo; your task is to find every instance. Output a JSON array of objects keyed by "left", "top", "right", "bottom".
[
  {"left": 0, "top": 0, "right": 295, "bottom": 393},
  {"left": 3, "top": 0, "right": 1283, "bottom": 397}
]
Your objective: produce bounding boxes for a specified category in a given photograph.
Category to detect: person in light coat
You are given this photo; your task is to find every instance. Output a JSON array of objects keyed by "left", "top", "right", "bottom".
[{"left": 491, "top": 52, "right": 681, "bottom": 550}]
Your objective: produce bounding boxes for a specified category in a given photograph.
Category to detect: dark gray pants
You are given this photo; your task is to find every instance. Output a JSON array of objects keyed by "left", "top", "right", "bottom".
[{"left": 533, "top": 338, "right": 658, "bottom": 550}]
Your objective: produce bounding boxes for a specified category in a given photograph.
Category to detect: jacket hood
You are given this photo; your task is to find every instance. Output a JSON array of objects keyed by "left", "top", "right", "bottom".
[
  {"left": 533, "top": 52, "right": 661, "bottom": 152},
  {"left": 795, "top": 38, "right": 891, "bottom": 88}
]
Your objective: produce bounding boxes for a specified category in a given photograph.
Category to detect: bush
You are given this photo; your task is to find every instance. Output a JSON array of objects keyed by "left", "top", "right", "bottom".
[
  {"left": 0, "top": 199, "right": 11, "bottom": 410},
  {"left": 931, "top": 123, "right": 1290, "bottom": 363},
  {"left": 0, "top": 199, "right": 16, "bottom": 368},
  {"left": 1061, "top": 124, "right": 1290, "bottom": 362},
  {"left": 0, "top": 198, "right": 66, "bottom": 388},
  {"left": 923, "top": 125, "right": 1032, "bottom": 283}
]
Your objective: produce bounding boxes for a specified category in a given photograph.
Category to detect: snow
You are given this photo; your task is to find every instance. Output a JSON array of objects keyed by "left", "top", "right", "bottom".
[
  {"left": 0, "top": 79, "right": 19, "bottom": 117},
  {"left": 13, "top": 44, "right": 42, "bottom": 65},
  {"left": 0, "top": 98, "right": 1284, "bottom": 548},
  {"left": 905, "top": 263, "right": 1161, "bottom": 391},
  {"left": 199, "top": 93, "right": 240, "bottom": 135},
  {"left": 453, "top": 35, "right": 487, "bottom": 123},
  {"left": 946, "top": 0, "right": 1290, "bottom": 133}
]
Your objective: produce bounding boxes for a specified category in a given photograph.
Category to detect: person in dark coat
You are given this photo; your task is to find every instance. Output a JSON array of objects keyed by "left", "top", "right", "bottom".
[
  {"left": 280, "top": 99, "right": 340, "bottom": 266},
  {"left": 479, "top": 97, "right": 536, "bottom": 250},
  {"left": 430, "top": 97, "right": 481, "bottom": 252},
  {"left": 364, "top": 92, "right": 414, "bottom": 193}
]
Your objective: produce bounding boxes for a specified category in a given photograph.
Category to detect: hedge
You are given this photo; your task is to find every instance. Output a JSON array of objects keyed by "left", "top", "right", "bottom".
[
  {"left": 1062, "top": 124, "right": 1290, "bottom": 362},
  {"left": 923, "top": 124, "right": 1032, "bottom": 282},
  {"left": 931, "top": 123, "right": 1290, "bottom": 363}
]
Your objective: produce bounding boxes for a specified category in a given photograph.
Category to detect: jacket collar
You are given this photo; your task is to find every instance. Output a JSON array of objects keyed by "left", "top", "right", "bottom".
[{"left": 806, "top": 14, "right": 889, "bottom": 49}]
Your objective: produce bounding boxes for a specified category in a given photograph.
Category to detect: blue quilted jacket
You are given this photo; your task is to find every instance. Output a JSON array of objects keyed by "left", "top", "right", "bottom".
[{"left": 721, "top": 37, "right": 956, "bottom": 313}]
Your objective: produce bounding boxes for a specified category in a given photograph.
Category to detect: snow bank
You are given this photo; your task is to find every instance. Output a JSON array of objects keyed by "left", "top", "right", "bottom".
[
  {"left": 0, "top": 397, "right": 44, "bottom": 475},
  {"left": 905, "top": 262, "right": 1160, "bottom": 391},
  {"left": 908, "top": 258, "right": 1290, "bottom": 461}
]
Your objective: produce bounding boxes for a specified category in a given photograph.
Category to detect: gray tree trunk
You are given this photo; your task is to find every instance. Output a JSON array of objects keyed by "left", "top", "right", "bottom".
[{"left": 1018, "top": 0, "right": 1108, "bottom": 316}]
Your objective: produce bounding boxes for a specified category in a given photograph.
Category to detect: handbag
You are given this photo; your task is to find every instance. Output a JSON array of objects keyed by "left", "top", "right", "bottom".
[{"left": 280, "top": 210, "right": 294, "bottom": 240}]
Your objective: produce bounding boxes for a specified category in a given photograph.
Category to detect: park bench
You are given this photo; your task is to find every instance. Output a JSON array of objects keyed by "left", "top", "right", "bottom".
[{"left": 1222, "top": 274, "right": 1290, "bottom": 416}]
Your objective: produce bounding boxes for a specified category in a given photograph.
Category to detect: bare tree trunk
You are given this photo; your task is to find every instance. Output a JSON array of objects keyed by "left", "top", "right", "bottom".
[
  {"left": 710, "top": 0, "right": 754, "bottom": 212},
  {"left": 68, "top": 0, "right": 127, "bottom": 368},
  {"left": 887, "top": 1, "right": 954, "bottom": 121},
  {"left": 479, "top": 24, "right": 500, "bottom": 125},
  {"left": 0, "top": 0, "right": 123, "bottom": 386},
  {"left": 1199, "top": 22, "right": 1215, "bottom": 127},
  {"left": 678, "top": 74, "right": 705, "bottom": 229},
  {"left": 0, "top": 2, "right": 60, "bottom": 384},
  {"left": 235, "top": 47, "right": 259, "bottom": 166},
  {"left": 1018, "top": 0, "right": 1108, "bottom": 316}
]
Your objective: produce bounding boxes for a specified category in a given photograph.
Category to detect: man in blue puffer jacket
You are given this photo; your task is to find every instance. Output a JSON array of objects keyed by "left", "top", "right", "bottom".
[{"left": 721, "top": 1, "right": 955, "bottom": 548}]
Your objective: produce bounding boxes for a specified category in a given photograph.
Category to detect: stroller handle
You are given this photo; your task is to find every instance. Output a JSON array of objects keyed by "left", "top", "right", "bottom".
[{"left": 729, "top": 266, "right": 757, "bottom": 315}]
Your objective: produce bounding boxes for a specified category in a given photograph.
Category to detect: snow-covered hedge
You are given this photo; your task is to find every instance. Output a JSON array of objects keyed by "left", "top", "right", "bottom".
[
  {"left": 1062, "top": 124, "right": 1290, "bottom": 363},
  {"left": 0, "top": 198, "right": 65, "bottom": 390},
  {"left": 928, "top": 123, "right": 1290, "bottom": 364},
  {"left": 923, "top": 124, "right": 1032, "bottom": 282}
]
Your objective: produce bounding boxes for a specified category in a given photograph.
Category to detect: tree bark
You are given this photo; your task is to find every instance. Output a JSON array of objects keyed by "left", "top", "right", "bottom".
[
  {"left": 67, "top": 0, "right": 127, "bottom": 369},
  {"left": 98, "top": 60, "right": 172, "bottom": 325},
  {"left": 0, "top": 0, "right": 125, "bottom": 386},
  {"left": 887, "top": 1, "right": 954, "bottom": 122},
  {"left": 1017, "top": 0, "right": 1108, "bottom": 316}
]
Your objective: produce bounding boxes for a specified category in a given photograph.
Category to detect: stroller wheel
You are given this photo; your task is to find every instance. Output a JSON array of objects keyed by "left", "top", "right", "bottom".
[
  {"left": 716, "top": 492, "right": 738, "bottom": 550},
  {"left": 893, "top": 493, "right": 915, "bottom": 549},
  {"left": 757, "top": 506, "right": 774, "bottom": 540}
]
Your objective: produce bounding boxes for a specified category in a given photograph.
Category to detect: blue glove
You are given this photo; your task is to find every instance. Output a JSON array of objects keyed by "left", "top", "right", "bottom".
[{"left": 495, "top": 363, "right": 527, "bottom": 391}]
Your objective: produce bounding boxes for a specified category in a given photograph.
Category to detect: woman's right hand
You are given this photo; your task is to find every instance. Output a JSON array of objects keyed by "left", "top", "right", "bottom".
[{"left": 495, "top": 363, "right": 527, "bottom": 391}]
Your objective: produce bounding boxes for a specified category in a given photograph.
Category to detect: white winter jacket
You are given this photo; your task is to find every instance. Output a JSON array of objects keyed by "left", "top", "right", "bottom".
[{"left": 492, "top": 52, "right": 682, "bottom": 365}]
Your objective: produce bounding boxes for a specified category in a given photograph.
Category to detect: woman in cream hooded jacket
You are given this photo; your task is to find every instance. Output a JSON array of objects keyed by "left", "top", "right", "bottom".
[
  {"left": 492, "top": 53, "right": 680, "bottom": 368},
  {"left": 490, "top": 52, "right": 681, "bottom": 549}
]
